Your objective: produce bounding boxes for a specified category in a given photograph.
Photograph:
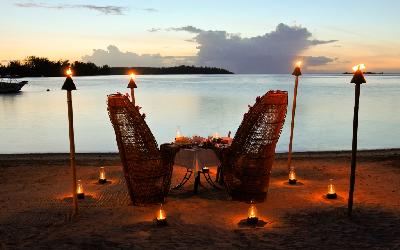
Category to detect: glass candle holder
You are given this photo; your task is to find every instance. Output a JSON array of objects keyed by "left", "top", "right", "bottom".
[
  {"left": 77, "top": 179, "right": 85, "bottom": 199},
  {"left": 326, "top": 179, "right": 337, "bottom": 199}
]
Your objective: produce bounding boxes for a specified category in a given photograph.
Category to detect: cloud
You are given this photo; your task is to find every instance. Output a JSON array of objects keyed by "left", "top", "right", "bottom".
[
  {"left": 173, "top": 23, "right": 337, "bottom": 73},
  {"left": 169, "top": 26, "right": 203, "bottom": 33},
  {"left": 141, "top": 8, "right": 158, "bottom": 12},
  {"left": 148, "top": 28, "right": 161, "bottom": 32},
  {"left": 15, "top": 2, "right": 125, "bottom": 15},
  {"left": 83, "top": 23, "right": 337, "bottom": 73},
  {"left": 82, "top": 45, "right": 194, "bottom": 67}
]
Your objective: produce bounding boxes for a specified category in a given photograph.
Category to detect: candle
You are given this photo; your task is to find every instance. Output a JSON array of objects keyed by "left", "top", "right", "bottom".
[
  {"left": 288, "top": 167, "right": 297, "bottom": 184},
  {"left": 156, "top": 204, "right": 167, "bottom": 226},
  {"left": 327, "top": 178, "right": 337, "bottom": 199},
  {"left": 247, "top": 200, "right": 259, "bottom": 225},
  {"left": 77, "top": 179, "right": 85, "bottom": 199},
  {"left": 175, "top": 127, "right": 183, "bottom": 142},
  {"left": 99, "top": 167, "right": 107, "bottom": 184}
]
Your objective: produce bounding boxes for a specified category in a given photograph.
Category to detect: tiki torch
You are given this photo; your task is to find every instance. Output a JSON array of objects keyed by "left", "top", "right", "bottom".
[
  {"left": 62, "top": 67, "right": 78, "bottom": 216},
  {"left": 287, "top": 61, "right": 302, "bottom": 175},
  {"left": 348, "top": 64, "right": 366, "bottom": 217},
  {"left": 127, "top": 73, "right": 137, "bottom": 105}
]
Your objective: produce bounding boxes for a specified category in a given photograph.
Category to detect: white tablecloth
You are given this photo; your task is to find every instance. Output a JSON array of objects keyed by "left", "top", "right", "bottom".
[{"left": 174, "top": 148, "right": 220, "bottom": 176}]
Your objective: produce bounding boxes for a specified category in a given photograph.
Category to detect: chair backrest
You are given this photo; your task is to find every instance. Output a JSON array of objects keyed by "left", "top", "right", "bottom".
[
  {"left": 107, "top": 94, "right": 160, "bottom": 163},
  {"left": 230, "top": 90, "right": 288, "bottom": 159}
]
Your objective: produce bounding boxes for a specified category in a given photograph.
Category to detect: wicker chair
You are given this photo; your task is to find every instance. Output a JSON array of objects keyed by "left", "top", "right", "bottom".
[
  {"left": 221, "top": 90, "right": 288, "bottom": 202},
  {"left": 107, "top": 94, "right": 177, "bottom": 205}
]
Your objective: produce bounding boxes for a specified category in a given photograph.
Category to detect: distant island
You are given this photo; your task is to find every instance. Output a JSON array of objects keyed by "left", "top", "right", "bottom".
[
  {"left": 343, "top": 72, "right": 384, "bottom": 75},
  {"left": 0, "top": 56, "right": 233, "bottom": 77}
]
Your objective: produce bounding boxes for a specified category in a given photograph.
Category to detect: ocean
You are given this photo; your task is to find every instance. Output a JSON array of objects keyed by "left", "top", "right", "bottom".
[{"left": 0, "top": 74, "right": 399, "bottom": 153}]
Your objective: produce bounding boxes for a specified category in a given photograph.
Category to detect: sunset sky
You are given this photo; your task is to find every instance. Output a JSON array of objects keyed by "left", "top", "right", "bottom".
[{"left": 1, "top": 0, "right": 400, "bottom": 73}]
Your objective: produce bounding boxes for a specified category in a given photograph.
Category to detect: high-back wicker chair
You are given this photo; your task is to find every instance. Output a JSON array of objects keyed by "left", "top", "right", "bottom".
[
  {"left": 222, "top": 90, "right": 288, "bottom": 202},
  {"left": 107, "top": 94, "right": 176, "bottom": 205}
]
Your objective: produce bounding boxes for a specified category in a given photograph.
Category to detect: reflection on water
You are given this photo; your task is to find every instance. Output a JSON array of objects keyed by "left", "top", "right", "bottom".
[{"left": 0, "top": 74, "right": 399, "bottom": 153}]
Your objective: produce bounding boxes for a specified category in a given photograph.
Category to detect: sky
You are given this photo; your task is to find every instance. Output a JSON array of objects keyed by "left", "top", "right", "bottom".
[{"left": 1, "top": 0, "right": 400, "bottom": 73}]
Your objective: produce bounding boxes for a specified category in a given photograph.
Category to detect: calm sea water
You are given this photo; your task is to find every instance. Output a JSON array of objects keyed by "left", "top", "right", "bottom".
[{"left": 0, "top": 74, "right": 399, "bottom": 153}]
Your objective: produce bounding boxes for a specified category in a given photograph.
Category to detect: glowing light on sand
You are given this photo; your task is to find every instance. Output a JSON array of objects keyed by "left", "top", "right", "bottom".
[{"left": 352, "top": 64, "right": 366, "bottom": 72}]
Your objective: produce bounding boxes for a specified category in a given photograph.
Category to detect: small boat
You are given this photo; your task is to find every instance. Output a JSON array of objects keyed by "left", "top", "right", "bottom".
[{"left": 0, "top": 76, "right": 28, "bottom": 93}]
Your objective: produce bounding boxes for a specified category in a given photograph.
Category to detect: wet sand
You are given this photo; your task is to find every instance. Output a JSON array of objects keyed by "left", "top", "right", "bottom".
[{"left": 0, "top": 149, "right": 399, "bottom": 249}]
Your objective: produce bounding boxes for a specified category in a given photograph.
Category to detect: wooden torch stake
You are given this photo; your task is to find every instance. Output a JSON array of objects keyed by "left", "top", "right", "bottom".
[
  {"left": 348, "top": 83, "right": 361, "bottom": 217},
  {"left": 287, "top": 75, "right": 299, "bottom": 170},
  {"left": 67, "top": 91, "right": 78, "bottom": 216},
  {"left": 130, "top": 88, "right": 135, "bottom": 106}
]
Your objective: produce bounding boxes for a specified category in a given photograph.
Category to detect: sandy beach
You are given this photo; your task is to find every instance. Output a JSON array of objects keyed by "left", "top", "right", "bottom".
[{"left": 1, "top": 149, "right": 399, "bottom": 249}]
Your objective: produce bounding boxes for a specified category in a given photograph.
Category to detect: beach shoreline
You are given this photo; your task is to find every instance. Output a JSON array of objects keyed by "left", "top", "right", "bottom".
[{"left": 1, "top": 148, "right": 399, "bottom": 167}]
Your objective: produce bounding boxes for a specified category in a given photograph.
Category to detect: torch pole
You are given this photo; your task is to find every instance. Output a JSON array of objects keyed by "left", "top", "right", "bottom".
[
  {"left": 287, "top": 75, "right": 299, "bottom": 170},
  {"left": 130, "top": 88, "right": 135, "bottom": 106},
  {"left": 67, "top": 91, "right": 78, "bottom": 216},
  {"left": 348, "top": 83, "right": 360, "bottom": 217}
]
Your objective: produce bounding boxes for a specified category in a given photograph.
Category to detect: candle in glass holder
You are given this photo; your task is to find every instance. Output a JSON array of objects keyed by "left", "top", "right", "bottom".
[
  {"left": 156, "top": 203, "right": 167, "bottom": 226},
  {"left": 289, "top": 167, "right": 297, "bottom": 184},
  {"left": 326, "top": 178, "right": 337, "bottom": 199},
  {"left": 99, "top": 167, "right": 107, "bottom": 184},
  {"left": 247, "top": 200, "right": 259, "bottom": 225},
  {"left": 77, "top": 179, "right": 85, "bottom": 199}
]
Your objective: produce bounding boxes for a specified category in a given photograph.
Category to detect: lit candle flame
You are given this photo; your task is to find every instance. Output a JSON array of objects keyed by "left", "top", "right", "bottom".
[
  {"left": 66, "top": 67, "right": 72, "bottom": 77},
  {"left": 352, "top": 64, "right": 366, "bottom": 72},
  {"left": 130, "top": 73, "right": 136, "bottom": 80},
  {"left": 248, "top": 201, "right": 257, "bottom": 218},
  {"left": 176, "top": 128, "right": 182, "bottom": 139},
  {"left": 289, "top": 168, "right": 296, "bottom": 180},
  {"left": 328, "top": 179, "right": 336, "bottom": 195},
  {"left": 212, "top": 132, "right": 220, "bottom": 139},
  {"left": 296, "top": 61, "right": 302, "bottom": 67},
  {"left": 99, "top": 167, "right": 106, "bottom": 180},
  {"left": 157, "top": 204, "right": 166, "bottom": 220},
  {"left": 77, "top": 180, "right": 83, "bottom": 194}
]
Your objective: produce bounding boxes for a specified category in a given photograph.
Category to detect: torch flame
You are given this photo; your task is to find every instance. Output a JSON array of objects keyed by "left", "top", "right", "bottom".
[
  {"left": 130, "top": 73, "right": 136, "bottom": 80},
  {"left": 66, "top": 67, "right": 72, "bottom": 77},
  {"left": 296, "top": 61, "right": 302, "bottom": 67},
  {"left": 352, "top": 64, "right": 366, "bottom": 72}
]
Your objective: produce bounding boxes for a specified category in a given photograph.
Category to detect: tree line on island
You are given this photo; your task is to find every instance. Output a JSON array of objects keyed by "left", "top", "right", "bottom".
[{"left": 0, "top": 56, "right": 233, "bottom": 77}]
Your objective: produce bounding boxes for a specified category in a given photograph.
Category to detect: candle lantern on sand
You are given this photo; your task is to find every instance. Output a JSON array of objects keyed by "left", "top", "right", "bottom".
[
  {"left": 288, "top": 166, "right": 297, "bottom": 185},
  {"left": 348, "top": 64, "right": 366, "bottom": 217},
  {"left": 247, "top": 200, "right": 259, "bottom": 225},
  {"left": 62, "top": 67, "right": 78, "bottom": 215},
  {"left": 77, "top": 179, "right": 85, "bottom": 199},
  {"left": 127, "top": 73, "right": 137, "bottom": 105},
  {"left": 327, "top": 179, "right": 337, "bottom": 199},
  {"left": 99, "top": 167, "right": 107, "bottom": 184},
  {"left": 156, "top": 203, "right": 167, "bottom": 226},
  {"left": 287, "top": 61, "right": 302, "bottom": 182}
]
